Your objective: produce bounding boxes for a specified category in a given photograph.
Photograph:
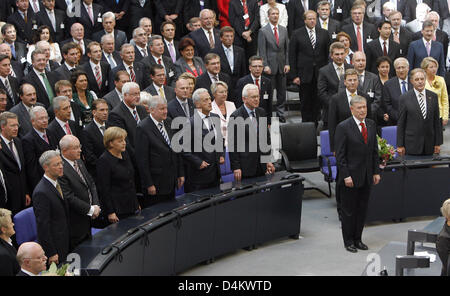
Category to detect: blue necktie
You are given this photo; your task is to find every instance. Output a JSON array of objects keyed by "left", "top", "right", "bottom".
[
  {"left": 10, "top": 44, "right": 16, "bottom": 59},
  {"left": 401, "top": 81, "right": 407, "bottom": 94}
]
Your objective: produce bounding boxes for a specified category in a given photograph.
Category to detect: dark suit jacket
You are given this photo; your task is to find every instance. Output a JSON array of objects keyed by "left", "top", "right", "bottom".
[
  {"left": 0, "top": 137, "right": 28, "bottom": 215},
  {"left": 397, "top": 89, "right": 442, "bottom": 155},
  {"left": 228, "top": 0, "right": 260, "bottom": 47},
  {"left": 182, "top": 0, "right": 213, "bottom": 24},
  {"left": 109, "top": 61, "right": 149, "bottom": 91},
  {"left": 59, "top": 159, "right": 100, "bottom": 249},
  {"left": 328, "top": 91, "right": 373, "bottom": 151},
  {"left": 33, "top": 176, "right": 70, "bottom": 260},
  {"left": 335, "top": 117, "right": 380, "bottom": 187},
  {"left": 317, "top": 62, "right": 353, "bottom": 111},
  {"left": 390, "top": 27, "right": 413, "bottom": 57},
  {"left": 52, "top": 63, "right": 74, "bottom": 81},
  {"left": 140, "top": 55, "right": 177, "bottom": 87},
  {"left": 154, "top": 0, "right": 183, "bottom": 21},
  {"left": 98, "top": 0, "right": 130, "bottom": 13},
  {"left": 36, "top": 8, "right": 67, "bottom": 43},
  {"left": 22, "top": 128, "right": 57, "bottom": 191},
  {"left": 10, "top": 102, "right": 44, "bottom": 138},
  {"left": 101, "top": 51, "right": 122, "bottom": 69},
  {"left": 143, "top": 84, "right": 176, "bottom": 102},
  {"left": 316, "top": 18, "right": 341, "bottom": 40},
  {"left": 73, "top": 2, "right": 104, "bottom": 39},
  {"left": 167, "top": 97, "right": 195, "bottom": 121},
  {"left": 9, "top": 41, "right": 27, "bottom": 63},
  {"left": 47, "top": 119, "right": 81, "bottom": 145},
  {"left": 0, "top": 165, "right": 6, "bottom": 210},
  {"left": 0, "top": 238, "right": 20, "bottom": 276},
  {"left": 289, "top": 26, "right": 330, "bottom": 84},
  {"left": 365, "top": 39, "right": 401, "bottom": 77},
  {"left": 0, "top": 75, "right": 19, "bottom": 110},
  {"left": 182, "top": 112, "right": 222, "bottom": 190},
  {"left": 78, "top": 61, "right": 111, "bottom": 98},
  {"left": 129, "top": 0, "right": 154, "bottom": 30},
  {"left": 210, "top": 44, "right": 247, "bottom": 93},
  {"left": 407, "top": 39, "right": 446, "bottom": 76},
  {"left": 228, "top": 105, "right": 271, "bottom": 178},
  {"left": 163, "top": 39, "right": 180, "bottom": 62},
  {"left": 11, "top": 60, "right": 25, "bottom": 82},
  {"left": 412, "top": 30, "right": 449, "bottom": 59},
  {"left": 287, "top": 0, "right": 318, "bottom": 35},
  {"left": 92, "top": 30, "right": 127, "bottom": 52},
  {"left": 133, "top": 45, "right": 151, "bottom": 63},
  {"left": 135, "top": 116, "right": 184, "bottom": 195},
  {"left": 433, "top": 0, "right": 449, "bottom": 20},
  {"left": 234, "top": 74, "right": 273, "bottom": 123},
  {"left": 187, "top": 27, "right": 222, "bottom": 59},
  {"left": 341, "top": 22, "right": 379, "bottom": 52},
  {"left": 380, "top": 0, "right": 409, "bottom": 21},
  {"left": 103, "top": 88, "right": 122, "bottom": 111},
  {"left": 22, "top": 69, "right": 57, "bottom": 108},
  {"left": 7, "top": 10, "right": 38, "bottom": 44},
  {"left": 82, "top": 120, "right": 106, "bottom": 180},
  {"left": 59, "top": 38, "right": 92, "bottom": 64},
  {"left": 382, "top": 77, "right": 412, "bottom": 125},
  {"left": 107, "top": 102, "right": 147, "bottom": 155},
  {"left": 195, "top": 71, "right": 232, "bottom": 101}
]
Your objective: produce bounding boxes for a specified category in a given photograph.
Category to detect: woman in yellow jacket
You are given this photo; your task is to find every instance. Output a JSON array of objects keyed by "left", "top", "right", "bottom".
[{"left": 421, "top": 57, "right": 449, "bottom": 130}]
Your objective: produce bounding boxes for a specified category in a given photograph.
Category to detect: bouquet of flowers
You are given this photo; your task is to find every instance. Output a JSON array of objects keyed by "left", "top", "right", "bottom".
[
  {"left": 40, "top": 263, "right": 74, "bottom": 276},
  {"left": 377, "top": 135, "right": 396, "bottom": 167}
]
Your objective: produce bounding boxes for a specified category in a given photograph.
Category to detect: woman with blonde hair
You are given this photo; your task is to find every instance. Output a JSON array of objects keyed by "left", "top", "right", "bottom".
[
  {"left": 421, "top": 57, "right": 449, "bottom": 129},
  {"left": 0, "top": 208, "right": 20, "bottom": 276},
  {"left": 436, "top": 198, "right": 450, "bottom": 276},
  {"left": 210, "top": 81, "right": 236, "bottom": 147}
]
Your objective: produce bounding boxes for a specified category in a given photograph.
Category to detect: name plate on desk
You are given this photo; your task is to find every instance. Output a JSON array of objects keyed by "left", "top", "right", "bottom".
[{"left": 281, "top": 184, "right": 292, "bottom": 188}]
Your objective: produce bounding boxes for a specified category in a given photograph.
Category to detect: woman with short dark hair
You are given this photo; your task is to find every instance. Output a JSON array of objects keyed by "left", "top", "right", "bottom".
[{"left": 174, "top": 37, "right": 206, "bottom": 77}]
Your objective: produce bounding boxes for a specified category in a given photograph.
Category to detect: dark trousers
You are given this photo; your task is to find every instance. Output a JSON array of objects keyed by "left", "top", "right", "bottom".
[
  {"left": 339, "top": 177, "right": 371, "bottom": 247},
  {"left": 184, "top": 178, "right": 220, "bottom": 193},
  {"left": 266, "top": 72, "right": 286, "bottom": 119},
  {"left": 299, "top": 79, "right": 320, "bottom": 124},
  {"left": 140, "top": 191, "right": 175, "bottom": 209}
]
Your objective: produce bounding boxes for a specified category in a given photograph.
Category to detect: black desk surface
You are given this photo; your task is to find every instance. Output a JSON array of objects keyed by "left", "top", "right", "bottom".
[{"left": 74, "top": 171, "right": 304, "bottom": 268}]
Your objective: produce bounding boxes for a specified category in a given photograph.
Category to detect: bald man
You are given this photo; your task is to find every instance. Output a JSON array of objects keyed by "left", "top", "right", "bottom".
[{"left": 16, "top": 242, "right": 48, "bottom": 276}]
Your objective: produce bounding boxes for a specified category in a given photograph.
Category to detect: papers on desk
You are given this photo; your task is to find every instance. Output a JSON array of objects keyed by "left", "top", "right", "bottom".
[{"left": 414, "top": 251, "right": 436, "bottom": 262}]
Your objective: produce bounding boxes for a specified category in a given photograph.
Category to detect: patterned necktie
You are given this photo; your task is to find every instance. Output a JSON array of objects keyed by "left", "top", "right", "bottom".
[
  {"left": 158, "top": 122, "right": 171, "bottom": 146},
  {"left": 357, "top": 25, "right": 363, "bottom": 52},
  {"left": 56, "top": 182, "right": 63, "bottom": 199},
  {"left": 4, "top": 78, "right": 14, "bottom": 104},
  {"left": 419, "top": 93, "right": 426, "bottom": 119},
  {"left": 88, "top": 5, "right": 94, "bottom": 25},
  {"left": 426, "top": 42, "right": 431, "bottom": 56},
  {"left": 108, "top": 54, "right": 116, "bottom": 68},
  {"left": 242, "top": 0, "right": 250, "bottom": 28},
  {"left": 309, "top": 29, "right": 316, "bottom": 49},
  {"left": 40, "top": 73, "right": 55, "bottom": 103},
  {"left": 43, "top": 133, "right": 49, "bottom": 144},
  {"left": 338, "top": 66, "right": 344, "bottom": 80},
  {"left": 159, "top": 87, "right": 165, "bottom": 99},
  {"left": 401, "top": 81, "right": 407, "bottom": 94},
  {"left": 168, "top": 43, "right": 176, "bottom": 62},
  {"left": 393, "top": 30, "right": 400, "bottom": 44},
  {"left": 323, "top": 20, "right": 328, "bottom": 30},
  {"left": 208, "top": 30, "right": 215, "bottom": 49},
  {"left": 274, "top": 26, "right": 279, "bottom": 46},
  {"left": 64, "top": 122, "right": 72, "bottom": 135},
  {"left": 360, "top": 122, "right": 367, "bottom": 144},
  {"left": 129, "top": 65, "right": 136, "bottom": 82},
  {"left": 133, "top": 109, "right": 139, "bottom": 122},
  {"left": 8, "top": 141, "right": 21, "bottom": 170},
  {"left": 73, "top": 161, "right": 92, "bottom": 204},
  {"left": 142, "top": 48, "right": 148, "bottom": 57},
  {"left": 95, "top": 65, "right": 102, "bottom": 89}
]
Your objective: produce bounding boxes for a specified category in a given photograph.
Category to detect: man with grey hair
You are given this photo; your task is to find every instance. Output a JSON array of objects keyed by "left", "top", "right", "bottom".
[
  {"left": 100, "top": 34, "right": 122, "bottom": 68},
  {"left": 136, "top": 94, "right": 185, "bottom": 208},
  {"left": 182, "top": 88, "right": 224, "bottom": 193},
  {"left": 140, "top": 35, "right": 177, "bottom": 86},
  {"left": 47, "top": 96, "right": 81, "bottom": 143},
  {"left": 133, "top": 27, "right": 150, "bottom": 62},
  {"left": 30, "top": 40, "right": 60, "bottom": 71},
  {"left": 335, "top": 95, "right": 380, "bottom": 253},
  {"left": 130, "top": 17, "right": 153, "bottom": 46},
  {"left": 33, "top": 149, "right": 70, "bottom": 265},
  {"left": 188, "top": 9, "right": 221, "bottom": 59},
  {"left": 22, "top": 106, "right": 57, "bottom": 191},
  {"left": 10, "top": 83, "right": 43, "bottom": 138},
  {"left": 59, "top": 135, "right": 101, "bottom": 249},
  {"left": 92, "top": 11, "right": 128, "bottom": 52},
  {"left": 16, "top": 242, "right": 47, "bottom": 276},
  {"left": 139, "top": 91, "right": 152, "bottom": 114},
  {"left": 0, "top": 111, "right": 30, "bottom": 214},
  {"left": 228, "top": 83, "right": 275, "bottom": 182}
]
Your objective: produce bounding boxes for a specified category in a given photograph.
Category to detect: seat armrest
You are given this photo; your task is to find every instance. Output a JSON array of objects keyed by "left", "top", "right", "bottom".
[{"left": 280, "top": 149, "right": 291, "bottom": 171}]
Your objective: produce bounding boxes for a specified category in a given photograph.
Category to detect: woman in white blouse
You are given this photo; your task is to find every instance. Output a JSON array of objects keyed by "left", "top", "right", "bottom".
[
  {"left": 260, "top": 0, "right": 288, "bottom": 28},
  {"left": 210, "top": 81, "right": 236, "bottom": 147},
  {"left": 26, "top": 25, "right": 62, "bottom": 64}
]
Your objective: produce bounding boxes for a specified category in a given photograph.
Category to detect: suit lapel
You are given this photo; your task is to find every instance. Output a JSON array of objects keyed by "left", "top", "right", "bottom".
[{"left": 350, "top": 118, "right": 365, "bottom": 144}]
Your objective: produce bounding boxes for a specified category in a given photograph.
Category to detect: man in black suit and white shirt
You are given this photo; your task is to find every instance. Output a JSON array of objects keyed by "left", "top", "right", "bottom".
[
  {"left": 72, "top": 0, "right": 104, "bottom": 40},
  {"left": 82, "top": 99, "right": 108, "bottom": 180},
  {"left": 211, "top": 26, "right": 247, "bottom": 97},
  {"left": 53, "top": 42, "right": 79, "bottom": 81},
  {"left": 161, "top": 20, "right": 180, "bottom": 63},
  {"left": 0, "top": 44, "right": 25, "bottom": 83},
  {"left": 0, "top": 55, "right": 19, "bottom": 111},
  {"left": 341, "top": 4, "right": 378, "bottom": 53},
  {"left": 78, "top": 41, "right": 111, "bottom": 98},
  {"left": 397, "top": 68, "right": 442, "bottom": 156},
  {"left": 0, "top": 112, "right": 30, "bottom": 215},
  {"left": 132, "top": 27, "right": 151, "bottom": 63},
  {"left": 183, "top": 88, "right": 224, "bottom": 193},
  {"left": 290, "top": 10, "right": 330, "bottom": 124},
  {"left": 47, "top": 96, "right": 81, "bottom": 144},
  {"left": 7, "top": 0, "right": 38, "bottom": 45},
  {"left": 100, "top": 34, "right": 122, "bottom": 69},
  {"left": 288, "top": 0, "right": 319, "bottom": 35},
  {"left": 59, "top": 135, "right": 101, "bottom": 249},
  {"left": 22, "top": 106, "right": 57, "bottom": 191},
  {"left": 1, "top": 24, "right": 27, "bottom": 64},
  {"left": 36, "top": 0, "right": 67, "bottom": 43},
  {"left": 104, "top": 70, "right": 130, "bottom": 111},
  {"left": 33, "top": 150, "right": 70, "bottom": 265},
  {"left": 335, "top": 95, "right": 381, "bottom": 253},
  {"left": 188, "top": 9, "right": 221, "bottom": 59},
  {"left": 228, "top": 83, "right": 275, "bottom": 181},
  {"left": 92, "top": 11, "right": 127, "bottom": 52},
  {"left": 143, "top": 64, "right": 176, "bottom": 102},
  {"left": 389, "top": 11, "right": 413, "bottom": 57},
  {"left": 167, "top": 77, "right": 195, "bottom": 121},
  {"left": 136, "top": 94, "right": 184, "bottom": 208},
  {"left": 316, "top": 1, "right": 341, "bottom": 40},
  {"left": 194, "top": 53, "right": 232, "bottom": 100}
]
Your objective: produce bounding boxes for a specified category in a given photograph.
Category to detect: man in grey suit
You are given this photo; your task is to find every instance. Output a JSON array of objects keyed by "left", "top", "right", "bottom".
[
  {"left": 397, "top": 68, "right": 442, "bottom": 156},
  {"left": 258, "top": 6, "right": 290, "bottom": 122},
  {"left": 143, "top": 64, "right": 176, "bottom": 102},
  {"left": 10, "top": 84, "right": 44, "bottom": 138},
  {"left": 103, "top": 70, "right": 130, "bottom": 111},
  {"left": 92, "top": 12, "right": 128, "bottom": 52},
  {"left": 316, "top": 1, "right": 341, "bottom": 40}
]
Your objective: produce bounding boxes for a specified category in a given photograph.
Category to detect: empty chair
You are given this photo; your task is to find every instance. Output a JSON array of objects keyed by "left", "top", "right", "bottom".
[{"left": 13, "top": 207, "right": 38, "bottom": 246}]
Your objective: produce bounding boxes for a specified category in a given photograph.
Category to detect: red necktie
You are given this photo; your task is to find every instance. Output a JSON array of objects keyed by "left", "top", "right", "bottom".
[
  {"left": 242, "top": 0, "right": 250, "bottom": 28},
  {"left": 274, "top": 26, "right": 279, "bottom": 46},
  {"left": 43, "top": 133, "right": 49, "bottom": 144},
  {"left": 255, "top": 78, "right": 260, "bottom": 90},
  {"left": 65, "top": 122, "right": 72, "bottom": 135},
  {"left": 383, "top": 41, "right": 387, "bottom": 56},
  {"left": 129, "top": 66, "right": 136, "bottom": 82},
  {"left": 356, "top": 26, "right": 363, "bottom": 52},
  {"left": 360, "top": 122, "right": 367, "bottom": 144}
]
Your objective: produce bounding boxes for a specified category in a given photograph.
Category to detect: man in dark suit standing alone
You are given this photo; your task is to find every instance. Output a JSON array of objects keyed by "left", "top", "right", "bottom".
[
  {"left": 397, "top": 68, "right": 442, "bottom": 156},
  {"left": 33, "top": 150, "right": 70, "bottom": 265},
  {"left": 334, "top": 95, "right": 381, "bottom": 253},
  {"left": 136, "top": 94, "right": 184, "bottom": 208},
  {"left": 290, "top": 10, "right": 330, "bottom": 124}
]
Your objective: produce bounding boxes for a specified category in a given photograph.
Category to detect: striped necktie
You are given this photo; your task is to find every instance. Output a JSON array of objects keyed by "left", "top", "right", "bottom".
[
  {"left": 309, "top": 29, "right": 316, "bottom": 49},
  {"left": 158, "top": 122, "right": 171, "bottom": 146},
  {"left": 418, "top": 93, "right": 426, "bottom": 119},
  {"left": 95, "top": 65, "right": 102, "bottom": 89}
]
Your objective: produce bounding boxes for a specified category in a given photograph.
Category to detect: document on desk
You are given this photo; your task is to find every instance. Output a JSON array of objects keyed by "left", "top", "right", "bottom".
[{"left": 414, "top": 251, "right": 436, "bottom": 262}]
